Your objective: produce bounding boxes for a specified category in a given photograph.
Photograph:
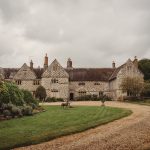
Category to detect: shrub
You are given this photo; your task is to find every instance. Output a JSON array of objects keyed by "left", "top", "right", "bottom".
[
  {"left": 123, "top": 96, "right": 141, "bottom": 101},
  {"left": 35, "top": 86, "right": 47, "bottom": 101},
  {"left": 22, "top": 106, "right": 33, "bottom": 116},
  {"left": 57, "top": 98, "right": 64, "bottom": 102},
  {"left": 3, "top": 110, "right": 11, "bottom": 117},
  {"left": 0, "top": 81, "right": 10, "bottom": 104},
  {"left": 22, "top": 89, "right": 33, "bottom": 104},
  {"left": 0, "top": 82, "right": 24, "bottom": 106},
  {"left": 76, "top": 94, "right": 112, "bottom": 101},
  {"left": 11, "top": 106, "right": 22, "bottom": 117},
  {"left": 1, "top": 103, "right": 15, "bottom": 112},
  {"left": 30, "top": 103, "right": 37, "bottom": 109},
  {"left": 22, "top": 90, "right": 39, "bottom": 106},
  {"left": 45, "top": 97, "right": 64, "bottom": 102}
]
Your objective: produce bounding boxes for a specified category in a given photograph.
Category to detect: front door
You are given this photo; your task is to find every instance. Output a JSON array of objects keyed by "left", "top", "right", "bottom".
[{"left": 70, "top": 93, "right": 74, "bottom": 100}]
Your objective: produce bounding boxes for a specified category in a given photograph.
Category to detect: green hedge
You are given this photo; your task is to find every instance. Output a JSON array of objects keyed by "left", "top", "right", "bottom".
[
  {"left": 75, "top": 94, "right": 112, "bottom": 101},
  {"left": 45, "top": 97, "right": 64, "bottom": 102}
]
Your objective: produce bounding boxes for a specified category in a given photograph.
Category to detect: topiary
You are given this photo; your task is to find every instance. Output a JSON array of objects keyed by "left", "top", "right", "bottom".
[{"left": 35, "top": 86, "right": 47, "bottom": 101}]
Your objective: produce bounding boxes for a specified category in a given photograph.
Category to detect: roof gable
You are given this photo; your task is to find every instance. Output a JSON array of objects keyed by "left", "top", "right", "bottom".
[
  {"left": 42, "top": 59, "right": 69, "bottom": 78},
  {"left": 13, "top": 63, "right": 37, "bottom": 80}
]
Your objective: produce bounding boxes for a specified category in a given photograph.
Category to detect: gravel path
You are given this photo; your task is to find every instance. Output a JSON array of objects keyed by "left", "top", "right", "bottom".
[{"left": 15, "top": 101, "right": 150, "bottom": 150}]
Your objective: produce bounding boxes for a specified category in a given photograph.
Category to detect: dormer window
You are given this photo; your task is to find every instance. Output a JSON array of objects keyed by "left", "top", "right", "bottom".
[{"left": 15, "top": 80, "right": 22, "bottom": 85}]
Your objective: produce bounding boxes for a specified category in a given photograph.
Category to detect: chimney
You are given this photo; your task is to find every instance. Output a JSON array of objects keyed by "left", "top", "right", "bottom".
[
  {"left": 30, "top": 60, "right": 33, "bottom": 70},
  {"left": 67, "top": 58, "right": 73, "bottom": 69},
  {"left": 133, "top": 56, "right": 138, "bottom": 68},
  {"left": 112, "top": 61, "right": 116, "bottom": 69},
  {"left": 44, "top": 53, "right": 48, "bottom": 70}
]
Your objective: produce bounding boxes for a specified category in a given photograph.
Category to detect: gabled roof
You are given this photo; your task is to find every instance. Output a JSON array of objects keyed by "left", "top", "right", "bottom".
[
  {"left": 13, "top": 63, "right": 37, "bottom": 80},
  {"left": 42, "top": 59, "right": 69, "bottom": 78},
  {"left": 66, "top": 68, "right": 115, "bottom": 81},
  {"left": 109, "top": 64, "right": 125, "bottom": 81}
]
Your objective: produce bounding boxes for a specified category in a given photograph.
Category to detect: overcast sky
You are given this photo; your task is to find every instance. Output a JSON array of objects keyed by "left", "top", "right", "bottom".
[{"left": 0, "top": 0, "right": 150, "bottom": 68}]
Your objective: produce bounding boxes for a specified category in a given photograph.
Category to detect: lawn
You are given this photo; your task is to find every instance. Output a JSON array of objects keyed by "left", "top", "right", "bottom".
[{"left": 0, "top": 105, "right": 132, "bottom": 150}]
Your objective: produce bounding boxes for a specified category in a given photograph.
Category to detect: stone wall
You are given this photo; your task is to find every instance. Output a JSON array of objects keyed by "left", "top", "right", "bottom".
[
  {"left": 109, "top": 60, "right": 144, "bottom": 100},
  {"left": 41, "top": 77, "right": 69, "bottom": 100},
  {"left": 14, "top": 80, "right": 40, "bottom": 95},
  {"left": 69, "top": 81, "right": 109, "bottom": 99}
]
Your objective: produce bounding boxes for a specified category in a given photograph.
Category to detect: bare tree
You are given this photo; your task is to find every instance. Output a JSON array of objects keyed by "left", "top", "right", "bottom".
[{"left": 120, "top": 77, "right": 144, "bottom": 96}]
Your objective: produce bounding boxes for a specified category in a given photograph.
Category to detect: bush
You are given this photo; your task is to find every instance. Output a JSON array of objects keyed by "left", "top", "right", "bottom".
[
  {"left": 22, "top": 106, "right": 33, "bottom": 116},
  {"left": 76, "top": 94, "right": 112, "bottom": 101},
  {"left": 35, "top": 86, "right": 47, "bottom": 101},
  {"left": 22, "top": 90, "right": 39, "bottom": 106},
  {"left": 11, "top": 106, "right": 22, "bottom": 117},
  {"left": 45, "top": 97, "right": 64, "bottom": 102},
  {"left": 30, "top": 103, "right": 37, "bottom": 109},
  {"left": 123, "top": 96, "right": 141, "bottom": 101},
  {"left": 3, "top": 110, "right": 11, "bottom": 117},
  {"left": 0, "top": 82, "right": 24, "bottom": 106},
  {"left": 57, "top": 98, "right": 64, "bottom": 102},
  {"left": 22, "top": 90, "right": 33, "bottom": 104}
]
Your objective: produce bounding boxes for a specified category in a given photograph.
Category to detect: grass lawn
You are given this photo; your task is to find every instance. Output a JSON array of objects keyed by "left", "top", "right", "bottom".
[{"left": 0, "top": 105, "right": 132, "bottom": 150}]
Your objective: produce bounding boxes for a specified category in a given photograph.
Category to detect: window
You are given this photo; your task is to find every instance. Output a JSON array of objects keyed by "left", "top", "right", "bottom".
[
  {"left": 51, "top": 79, "right": 58, "bottom": 83},
  {"left": 51, "top": 89, "right": 58, "bottom": 92},
  {"left": 33, "top": 80, "right": 40, "bottom": 85},
  {"left": 94, "top": 82, "right": 100, "bottom": 85},
  {"left": 53, "top": 65, "right": 58, "bottom": 71},
  {"left": 15, "top": 80, "right": 22, "bottom": 85},
  {"left": 78, "top": 91, "right": 86, "bottom": 96},
  {"left": 78, "top": 82, "right": 85, "bottom": 86},
  {"left": 99, "top": 91, "right": 103, "bottom": 96},
  {"left": 127, "top": 65, "right": 132, "bottom": 71}
]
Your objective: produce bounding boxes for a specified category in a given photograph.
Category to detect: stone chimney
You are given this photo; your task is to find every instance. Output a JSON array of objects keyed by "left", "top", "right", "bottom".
[
  {"left": 30, "top": 60, "right": 33, "bottom": 70},
  {"left": 133, "top": 56, "right": 138, "bottom": 68},
  {"left": 112, "top": 61, "right": 116, "bottom": 69},
  {"left": 44, "top": 53, "right": 48, "bottom": 70},
  {"left": 67, "top": 58, "right": 73, "bottom": 69}
]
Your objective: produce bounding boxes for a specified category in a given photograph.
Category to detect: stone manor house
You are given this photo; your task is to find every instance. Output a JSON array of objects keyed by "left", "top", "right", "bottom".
[{"left": 0, "top": 55, "right": 143, "bottom": 100}]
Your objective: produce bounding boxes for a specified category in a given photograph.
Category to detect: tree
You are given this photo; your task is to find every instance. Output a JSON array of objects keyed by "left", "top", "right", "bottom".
[
  {"left": 138, "top": 59, "right": 150, "bottom": 81},
  {"left": 120, "top": 77, "right": 144, "bottom": 97},
  {"left": 35, "top": 86, "right": 47, "bottom": 101},
  {"left": 141, "top": 81, "right": 150, "bottom": 97},
  {"left": 22, "top": 89, "right": 39, "bottom": 106},
  {"left": 0, "top": 82, "right": 24, "bottom": 106}
]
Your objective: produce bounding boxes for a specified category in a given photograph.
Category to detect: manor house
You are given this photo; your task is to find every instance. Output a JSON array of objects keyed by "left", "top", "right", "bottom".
[{"left": 0, "top": 55, "right": 144, "bottom": 100}]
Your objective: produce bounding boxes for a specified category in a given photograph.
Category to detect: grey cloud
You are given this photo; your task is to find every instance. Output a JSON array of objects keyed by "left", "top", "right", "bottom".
[{"left": 0, "top": 0, "right": 150, "bottom": 68}]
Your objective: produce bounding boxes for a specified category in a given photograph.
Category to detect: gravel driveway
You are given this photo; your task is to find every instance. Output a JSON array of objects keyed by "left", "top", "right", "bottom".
[{"left": 15, "top": 101, "right": 150, "bottom": 150}]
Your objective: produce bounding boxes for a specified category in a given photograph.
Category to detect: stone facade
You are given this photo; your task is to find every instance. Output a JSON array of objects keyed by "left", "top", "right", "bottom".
[
  {"left": 41, "top": 59, "right": 69, "bottom": 100},
  {"left": 1, "top": 55, "right": 144, "bottom": 100},
  {"left": 69, "top": 81, "right": 108, "bottom": 99},
  {"left": 109, "top": 58, "right": 144, "bottom": 99}
]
